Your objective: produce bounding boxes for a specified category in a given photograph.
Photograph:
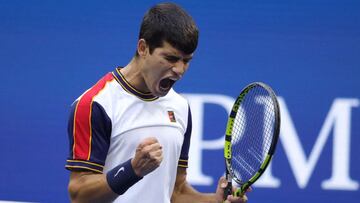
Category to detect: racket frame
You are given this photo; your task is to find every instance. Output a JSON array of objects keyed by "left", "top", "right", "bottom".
[{"left": 223, "top": 82, "right": 281, "bottom": 198}]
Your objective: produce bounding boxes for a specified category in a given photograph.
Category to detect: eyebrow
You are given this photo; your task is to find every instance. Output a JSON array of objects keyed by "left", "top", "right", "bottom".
[
  {"left": 163, "top": 53, "right": 193, "bottom": 61},
  {"left": 183, "top": 56, "right": 193, "bottom": 61}
]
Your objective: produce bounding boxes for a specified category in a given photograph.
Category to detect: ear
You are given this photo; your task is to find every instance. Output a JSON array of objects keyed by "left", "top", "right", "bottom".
[{"left": 137, "top": 39, "right": 148, "bottom": 57}]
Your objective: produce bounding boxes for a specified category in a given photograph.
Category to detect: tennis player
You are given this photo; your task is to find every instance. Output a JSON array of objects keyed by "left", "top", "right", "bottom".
[{"left": 65, "top": 2, "right": 249, "bottom": 203}]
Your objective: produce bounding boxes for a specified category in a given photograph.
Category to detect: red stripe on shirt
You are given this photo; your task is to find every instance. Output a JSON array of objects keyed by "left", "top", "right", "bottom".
[{"left": 73, "top": 73, "right": 114, "bottom": 160}]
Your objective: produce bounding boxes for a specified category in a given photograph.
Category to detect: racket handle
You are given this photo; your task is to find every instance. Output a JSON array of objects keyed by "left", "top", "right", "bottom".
[
  {"left": 234, "top": 188, "right": 241, "bottom": 197},
  {"left": 223, "top": 180, "right": 232, "bottom": 201}
]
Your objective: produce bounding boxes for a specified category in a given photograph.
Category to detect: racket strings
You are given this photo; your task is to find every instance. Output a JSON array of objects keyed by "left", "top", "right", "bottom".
[{"left": 230, "top": 86, "right": 276, "bottom": 184}]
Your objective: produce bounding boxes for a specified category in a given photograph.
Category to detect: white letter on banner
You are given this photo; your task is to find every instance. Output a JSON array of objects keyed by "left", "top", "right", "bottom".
[
  {"left": 278, "top": 98, "right": 359, "bottom": 190},
  {"left": 321, "top": 99, "right": 359, "bottom": 190}
]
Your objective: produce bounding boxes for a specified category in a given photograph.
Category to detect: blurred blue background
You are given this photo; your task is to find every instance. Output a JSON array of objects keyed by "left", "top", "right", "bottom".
[{"left": 0, "top": 0, "right": 359, "bottom": 202}]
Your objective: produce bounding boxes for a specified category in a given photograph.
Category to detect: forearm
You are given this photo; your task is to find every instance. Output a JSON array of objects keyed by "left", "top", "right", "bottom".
[
  {"left": 68, "top": 159, "right": 144, "bottom": 203},
  {"left": 171, "top": 181, "right": 219, "bottom": 203},
  {"left": 172, "top": 192, "right": 218, "bottom": 203},
  {"left": 68, "top": 172, "right": 117, "bottom": 203}
]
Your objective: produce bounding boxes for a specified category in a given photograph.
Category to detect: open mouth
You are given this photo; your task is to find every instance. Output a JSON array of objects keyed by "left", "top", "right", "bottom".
[{"left": 159, "top": 78, "right": 176, "bottom": 92}]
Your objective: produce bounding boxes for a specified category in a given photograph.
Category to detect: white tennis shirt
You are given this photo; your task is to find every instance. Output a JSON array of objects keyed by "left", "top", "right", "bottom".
[{"left": 66, "top": 68, "right": 192, "bottom": 203}]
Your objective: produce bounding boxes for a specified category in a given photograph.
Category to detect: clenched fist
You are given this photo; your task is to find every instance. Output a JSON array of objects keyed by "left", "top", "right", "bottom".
[{"left": 131, "top": 137, "right": 163, "bottom": 177}]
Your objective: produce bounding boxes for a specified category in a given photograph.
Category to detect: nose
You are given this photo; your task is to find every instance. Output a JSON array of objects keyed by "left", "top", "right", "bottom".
[{"left": 172, "top": 61, "right": 187, "bottom": 78}]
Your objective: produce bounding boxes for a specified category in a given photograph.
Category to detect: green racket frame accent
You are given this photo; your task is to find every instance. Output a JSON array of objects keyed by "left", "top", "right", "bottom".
[{"left": 223, "top": 82, "right": 281, "bottom": 198}]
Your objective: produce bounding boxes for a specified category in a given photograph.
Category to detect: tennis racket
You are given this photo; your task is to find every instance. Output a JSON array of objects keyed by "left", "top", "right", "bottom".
[{"left": 223, "top": 82, "right": 280, "bottom": 200}]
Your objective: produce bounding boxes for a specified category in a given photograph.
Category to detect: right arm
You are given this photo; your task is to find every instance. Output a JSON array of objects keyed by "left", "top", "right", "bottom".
[
  {"left": 66, "top": 97, "right": 117, "bottom": 202},
  {"left": 66, "top": 93, "right": 162, "bottom": 202},
  {"left": 68, "top": 171, "right": 117, "bottom": 203},
  {"left": 67, "top": 137, "right": 163, "bottom": 203}
]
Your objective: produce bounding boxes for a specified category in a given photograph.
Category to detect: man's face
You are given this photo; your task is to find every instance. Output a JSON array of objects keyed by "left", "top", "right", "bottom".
[{"left": 141, "top": 41, "right": 193, "bottom": 97}]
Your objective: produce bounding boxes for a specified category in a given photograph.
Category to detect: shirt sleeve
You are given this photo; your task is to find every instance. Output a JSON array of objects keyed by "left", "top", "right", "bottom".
[
  {"left": 178, "top": 105, "right": 192, "bottom": 168},
  {"left": 65, "top": 100, "right": 112, "bottom": 173}
]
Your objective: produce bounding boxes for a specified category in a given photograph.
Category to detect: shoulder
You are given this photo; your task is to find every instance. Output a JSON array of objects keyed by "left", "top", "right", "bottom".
[
  {"left": 73, "top": 73, "right": 115, "bottom": 102},
  {"left": 71, "top": 72, "right": 120, "bottom": 118}
]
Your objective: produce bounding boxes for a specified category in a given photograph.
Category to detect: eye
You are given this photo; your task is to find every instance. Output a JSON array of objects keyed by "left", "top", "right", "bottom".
[
  {"left": 165, "top": 56, "right": 180, "bottom": 63},
  {"left": 183, "top": 58, "right": 191, "bottom": 64}
]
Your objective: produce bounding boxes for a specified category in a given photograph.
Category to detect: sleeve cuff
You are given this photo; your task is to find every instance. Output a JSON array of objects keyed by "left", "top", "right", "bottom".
[
  {"left": 178, "top": 159, "right": 188, "bottom": 168},
  {"left": 65, "top": 159, "right": 104, "bottom": 173}
]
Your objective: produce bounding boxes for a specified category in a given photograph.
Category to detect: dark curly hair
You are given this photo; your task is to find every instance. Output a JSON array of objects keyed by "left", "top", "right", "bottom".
[{"left": 137, "top": 2, "right": 199, "bottom": 55}]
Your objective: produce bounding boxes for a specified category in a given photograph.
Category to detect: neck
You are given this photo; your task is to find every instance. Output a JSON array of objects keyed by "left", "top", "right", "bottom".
[{"left": 120, "top": 57, "right": 149, "bottom": 93}]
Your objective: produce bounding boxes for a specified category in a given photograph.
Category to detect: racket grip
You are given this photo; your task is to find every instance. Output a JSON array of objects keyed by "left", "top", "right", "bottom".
[
  {"left": 223, "top": 181, "right": 232, "bottom": 201},
  {"left": 234, "top": 188, "right": 241, "bottom": 197}
]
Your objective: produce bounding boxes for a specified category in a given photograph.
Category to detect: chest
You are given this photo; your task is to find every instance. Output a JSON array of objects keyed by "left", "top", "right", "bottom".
[
  {"left": 105, "top": 100, "right": 187, "bottom": 167},
  {"left": 111, "top": 100, "right": 186, "bottom": 135}
]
